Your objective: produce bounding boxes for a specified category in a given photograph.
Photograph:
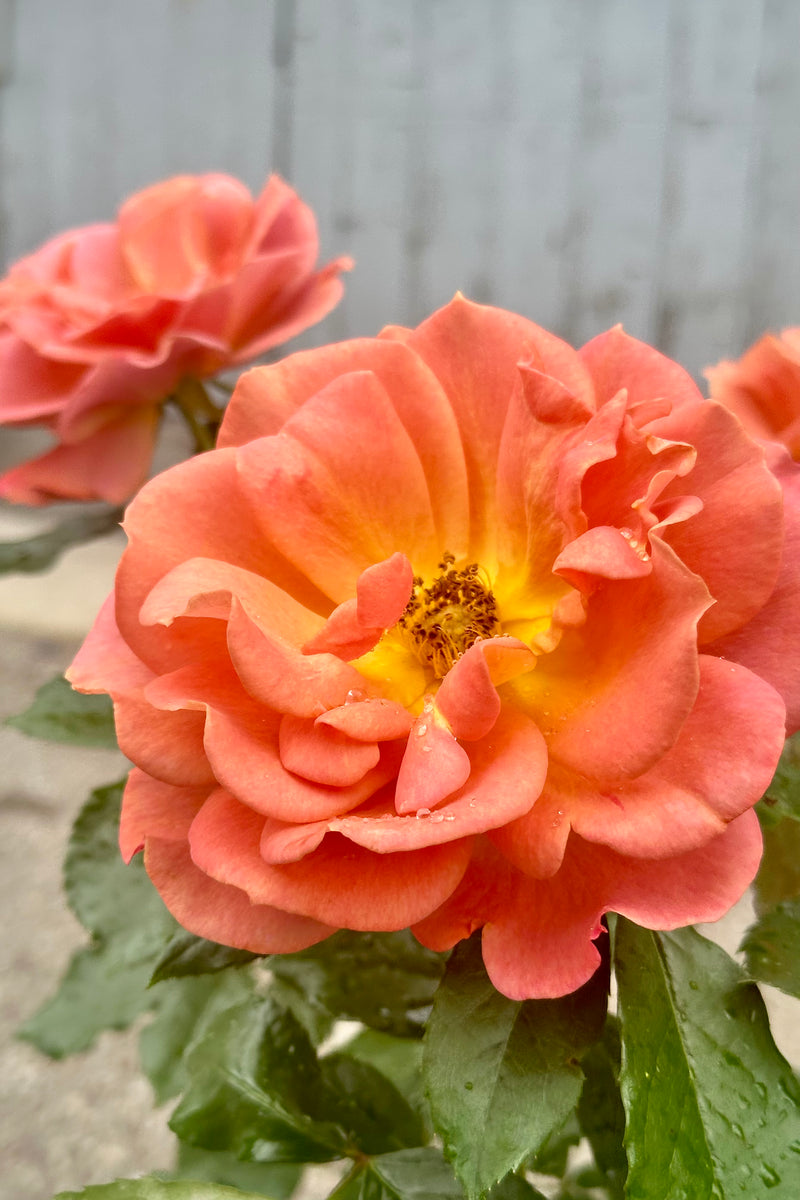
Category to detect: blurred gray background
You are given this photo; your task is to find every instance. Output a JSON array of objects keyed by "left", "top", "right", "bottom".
[
  {"left": 2, "top": 2, "right": 800, "bottom": 1197},
  {"left": 2, "top": 0, "right": 800, "bottom": 376}
]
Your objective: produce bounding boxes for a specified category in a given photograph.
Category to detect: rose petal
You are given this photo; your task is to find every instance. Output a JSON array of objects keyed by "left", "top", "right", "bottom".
[{"left": 146, "top": 837, "right": 334, "bottom": 953}]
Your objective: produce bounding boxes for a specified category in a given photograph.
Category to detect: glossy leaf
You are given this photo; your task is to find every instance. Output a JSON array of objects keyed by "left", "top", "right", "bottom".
[
  {"left": 150, "top": 930, "right": 260, "bottom": 984},
  {"left": 6, "top": 674, "right": 117, "bottom": 748},
  {"left": 742, "top": 898, "right": 800, "bottom": 1001},
  {"left": 172, "top": 1144, "right": 301, "bottom": 1199},
  {"left": 170, "top": 992, "right": 424, "bottom": 1164},
  {"left": 328, "top": 1148, "right": 468, "bottom": 1200},
  {"left": 615, "top": 919, "right": 800, "bottom": 1199},
  {"left": 169, "top": 995, "right": 346, "bottom": 1163},
  {"left": 19, "top": 780, "right": 177, "bottom": 1056},
  {"left": 754, "top": 817, "right": 800, "bottom": 913},
  {"left": 576, "top": 1019, "right": 626, "bottom": 1198},
  {"left": 269, "top": 930, "right": 445, "bottom": 1037},
  {"left": 341, "top": 1029, "right": 428, "bottom": 1130},
  {"left": 424, "top": 932, "right": 608, "bottom": 1200},
  {"left": 140, "top": 968, "right": 257, "bottom": 1104},
  {"left": 758, "top": 733, "right": 800, "bottom": 828},
  {"left": 55, "top": 1179, "right": 271, "bottom": 1200},
  {"left": 0, "top": 504, "right": 123, "bottom": 574},
  {"left": 320, "top": 1052, "right": 426, "bottom": 1155}
]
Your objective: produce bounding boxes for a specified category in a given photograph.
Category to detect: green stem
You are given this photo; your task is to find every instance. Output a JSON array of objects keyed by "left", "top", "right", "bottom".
[{"left": 170, "top": 377, "right": 223, "bottom": 454}]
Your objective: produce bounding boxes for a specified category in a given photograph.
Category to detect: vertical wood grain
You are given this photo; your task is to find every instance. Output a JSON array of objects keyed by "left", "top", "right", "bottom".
[{"left": 1, "top": 0, "right": 799, "bottom": 377}]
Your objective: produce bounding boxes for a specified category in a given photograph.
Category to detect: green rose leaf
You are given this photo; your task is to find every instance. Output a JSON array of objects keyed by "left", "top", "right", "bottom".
[
  {"left": 169, "top": 995, "right": 346, "bottom": 1163},
  {"left": 742, "top": 898, "right": 800, "bottom": 1000},
  {"left": 328, "top": 1148, "right": 469, "bottom": 1200},
  {"left": 487, "top": 1176, "right": 548, "bottom": 1199},
  {"left": 319, "top": 1051, "right": 426, "bottom": 1155},
  {"left": 19, "top": 781, "right": 177, "bottom": 1056},
  {"left": 423, "top": 932, "right": 608, "bottom": 1200},
  {"left": 754, "top": 818, "right": 800, "bottom": 913},
  {"left": 55, "top": 1179, "right": 273, "bottom": 1200},
  {"left": 269, "top": 929, "right": 446, "bottom": 1037},
  {"left": 615, "top": 919, "right": 800, "bottom": 1199},
  {"left": 341, "top": 1029, "right": 428, "bottom": 1130},
  {"left": 140, "top": 968, "right": 257, "bottom": 1104},
  {"left": 758, "top": 732, "right": 800, "bottom": 828},
  {"left": 6, "top": 674, "right": 117, "bottom": 747},
  {"left": 576, "top": 1018, "right": 626, "bottom": 1198},
  {"left": 170, "top": 992, "right": 424, "bottom": 1164},
  {"left": 0, "top": 504, "right": 123, "bottom": 575},
  {"left": 149, "top": 930, "right": 261, "bottom": 984},
  {"left": 172, "top": 1144, "right": 301, "bottom": 1198}
]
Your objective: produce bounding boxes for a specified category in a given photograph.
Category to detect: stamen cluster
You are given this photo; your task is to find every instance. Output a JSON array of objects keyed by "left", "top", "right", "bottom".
[{"left": 398, "top": 552, "right": 501, "bottom": 677}]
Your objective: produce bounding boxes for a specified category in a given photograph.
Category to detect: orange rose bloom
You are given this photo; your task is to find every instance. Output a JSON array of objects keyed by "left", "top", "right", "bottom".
[
  {"left": 0, "top": 174, "right": 351, "bottom": 504},
  {"left": 70, "top": 298, "right": 800, "bottom": 999},
  {"left": 706, "top": 329, "right": 800, "bottom": 460}
]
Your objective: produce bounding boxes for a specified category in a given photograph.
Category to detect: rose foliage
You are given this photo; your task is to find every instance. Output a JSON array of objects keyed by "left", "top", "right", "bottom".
[
  {"left": 0, "top": 173, "right": 351, "bottom": 505},
  {"left": 70, "top": 297, "right": 800, "bottom": 1000},
  {"left": 707, "top": 326, "right": 800, "bottom": 461}
]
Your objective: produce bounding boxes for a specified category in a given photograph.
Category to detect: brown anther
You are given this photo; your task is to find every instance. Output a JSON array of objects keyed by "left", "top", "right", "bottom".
[{"left": 398, "top": 552, "right": 500, "bottom": 677}]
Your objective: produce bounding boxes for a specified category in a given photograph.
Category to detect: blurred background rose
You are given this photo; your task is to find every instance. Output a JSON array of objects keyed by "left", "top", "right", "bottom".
[{"left": 0, "top": 173, "right": 350, "bottom": 503}]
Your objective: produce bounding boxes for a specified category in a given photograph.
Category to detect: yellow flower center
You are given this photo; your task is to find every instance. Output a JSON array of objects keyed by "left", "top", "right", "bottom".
[
  {"left": 398, "top": 553, "right": 501, "bottom": 678},
  {"left": 352, "top": 552, "right": 569, "bottom": 714}
]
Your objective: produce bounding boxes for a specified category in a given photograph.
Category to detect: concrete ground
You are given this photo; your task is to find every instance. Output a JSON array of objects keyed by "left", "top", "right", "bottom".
[{"left": 0, "top": 498, "right": 798, "bottom": 1200}]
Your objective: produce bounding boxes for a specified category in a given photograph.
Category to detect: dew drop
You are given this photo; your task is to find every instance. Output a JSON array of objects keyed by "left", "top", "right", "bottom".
[
  {"left": 731, "top": 1123, "right": 745, "bottom": 1141},
  {"left": 421, "top": 744, "right": 432, "bottom": 753},
  {"left": 789, "top": 1140, "right": 800, "bottom": 1155},
  {"left": 688, "top": 979, "right": 699, "bottom": 990},
  {"left": 444, "top": 814, "right": 456, "bottom": 821},
  {"left": 755, "top": 1082, "right": 768, "bottom": 1103},
  {"left": 468, "top": 799, "right": 476, "bottom": 808},
  {"left": 416, "top": 808, "right": 431, "bottom": 819},
  {"left": 429, "top": 812, "right": 445, "bottom": 823},
  {"left": 345, "top": 688, "right": 366, "bottom": 704},
  {"left": 416, "top": 723, "right": 428, "bottom": 737},
  {"left": 464, "top": 1081, "right": 474, "bottom": 1090},
  {"left": 759, "top": 1165, "right": 781, "bottom": 1188}
]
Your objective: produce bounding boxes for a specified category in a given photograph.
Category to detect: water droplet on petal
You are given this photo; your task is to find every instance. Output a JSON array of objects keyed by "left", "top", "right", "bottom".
[
  {"left": 345, "top": 688, "right": 366, "bottom": 704},
  {"left": 416, "top": 808, "right": 431, "bottom": 819},
  {"left": 421, "top": 744, "right": 432, "bottom": 753},
  {"left": 416, "top": 723, "right": 428, "bottom": 737}
]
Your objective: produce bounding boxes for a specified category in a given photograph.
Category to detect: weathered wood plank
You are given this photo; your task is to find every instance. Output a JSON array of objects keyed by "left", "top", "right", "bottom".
[
  {"left": 2, "top": 0, "right": 276, "bottom": 258},
  {"left": 739, "top": 0, "right": 800, "bottom": 349},
  {"left": 1, "top": 0, "right": 799, "bottom": 380},
  {"left": 652, "top": 0, "right": 764, "bottom": 374}
]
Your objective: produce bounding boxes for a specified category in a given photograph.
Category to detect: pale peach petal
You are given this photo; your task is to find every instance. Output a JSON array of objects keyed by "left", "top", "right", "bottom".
[
  {"left": 120, "top": 768, "right": 210, "bottom": 861},
  {"left": 189, "top": 788, "right": 471, "bottom": 929},
  {"left": 278, "top": 714, "right": 380, "bottom": 787},
  {"left": 146, "top": 837, "right": 334, "bottom": 953}
]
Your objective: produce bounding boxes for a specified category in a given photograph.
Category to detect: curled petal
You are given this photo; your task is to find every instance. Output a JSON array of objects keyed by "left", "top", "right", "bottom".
[
  {"left": 436, "top": 636, "right": 536, "bottom": 741},
  {"left": 120, "top": 768, "right": 210, "bottom": 861},
  {"left": 227, "top": 599, "right": 363, "bottom": 719},
  {"left": 394, "top": 711, "right": 472, "bottom": 815},
  {"left": 188, "top": 788, "right": 471, "bottom": 929},
  {"left": 317, "top": 698, "right": 413, "bottom": 742},
  {"left": 203, "top": 705, "right": 400, "bottom": 822},
  {"left": 303, "top": 552, "right": 414, "bottom": 659},
  {"left": 146, "top": 837, "right": 334, "bottom": 953},
  {"left": 279, "top": 713, "right": 380, "bottom": 786}
]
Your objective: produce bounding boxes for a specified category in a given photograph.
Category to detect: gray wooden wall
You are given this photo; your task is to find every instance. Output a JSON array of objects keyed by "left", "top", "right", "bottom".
[{"left": 1, "top": 0, "right": 799, "bottom": 381}]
